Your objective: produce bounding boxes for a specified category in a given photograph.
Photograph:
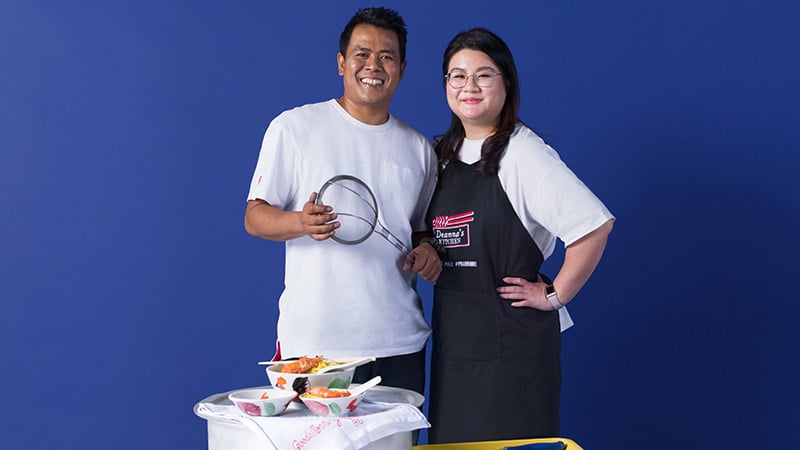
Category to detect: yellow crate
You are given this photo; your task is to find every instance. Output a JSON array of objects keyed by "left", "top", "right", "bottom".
[{"left": 413, "top": 437, "right": 583, "bottom": 450}]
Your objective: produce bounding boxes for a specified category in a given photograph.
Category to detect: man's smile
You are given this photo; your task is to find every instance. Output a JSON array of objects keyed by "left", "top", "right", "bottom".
[{"left": 360, "top": 77, "right": 385, "bottom": 86}]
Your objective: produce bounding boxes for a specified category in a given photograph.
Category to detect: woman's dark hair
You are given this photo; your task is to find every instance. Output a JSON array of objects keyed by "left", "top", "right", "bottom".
[
  {"left": 436, "top": 28, "right": 520, "bottom": 174},
  {"left": 339, "top": 7, "right": 408, "bottom": 62}
]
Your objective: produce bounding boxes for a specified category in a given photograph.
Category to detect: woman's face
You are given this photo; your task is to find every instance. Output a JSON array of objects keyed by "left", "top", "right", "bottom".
[{"left": 445, "top": 49, "right": 507, "bottom": 139}]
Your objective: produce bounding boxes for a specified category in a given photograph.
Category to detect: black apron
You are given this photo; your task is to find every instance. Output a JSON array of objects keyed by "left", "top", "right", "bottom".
[{"left": 426, "top": 160, "right": 561, "bottom": 443}]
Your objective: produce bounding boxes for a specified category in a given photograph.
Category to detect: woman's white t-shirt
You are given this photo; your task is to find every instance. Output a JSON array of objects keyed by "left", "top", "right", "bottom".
[{"left": 458, "top": 124, "right": 615, "bottom": 330}]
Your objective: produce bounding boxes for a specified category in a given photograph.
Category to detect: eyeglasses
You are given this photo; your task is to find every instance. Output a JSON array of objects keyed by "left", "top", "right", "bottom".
[{"left": 444, "top": 69, "right": 503, "bottom": 89}]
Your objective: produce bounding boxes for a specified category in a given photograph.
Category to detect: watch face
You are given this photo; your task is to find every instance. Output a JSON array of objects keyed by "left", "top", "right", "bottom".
[{"left": 545, "top": 285, "right": 562, "bottom": 310}]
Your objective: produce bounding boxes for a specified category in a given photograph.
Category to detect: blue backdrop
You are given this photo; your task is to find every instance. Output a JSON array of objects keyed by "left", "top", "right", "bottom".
[{"left": 2, "top": 1, "right": 798, "bottom": 449}]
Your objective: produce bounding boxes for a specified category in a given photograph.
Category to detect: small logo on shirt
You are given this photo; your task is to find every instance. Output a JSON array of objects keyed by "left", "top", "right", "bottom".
[{"left": 432, "top": 211, "right": 474, "bottom": 248}]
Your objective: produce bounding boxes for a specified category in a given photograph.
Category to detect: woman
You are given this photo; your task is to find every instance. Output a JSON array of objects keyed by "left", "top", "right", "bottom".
[{"left": 425, "top": 28, "right": 615, "bottom": 443}]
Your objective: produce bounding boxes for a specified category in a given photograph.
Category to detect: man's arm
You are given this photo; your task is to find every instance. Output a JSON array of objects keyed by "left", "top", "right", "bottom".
[{"left": 244, "top": 193, "right": 339, "bottom": 242}]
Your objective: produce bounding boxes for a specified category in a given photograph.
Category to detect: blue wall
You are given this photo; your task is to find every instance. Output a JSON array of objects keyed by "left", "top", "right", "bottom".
[{"left": 2, "top": 1, "right": 798, "bottom": 448}]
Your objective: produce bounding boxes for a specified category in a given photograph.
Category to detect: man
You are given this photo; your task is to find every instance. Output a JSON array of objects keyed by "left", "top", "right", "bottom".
[{"left": 244, "top": 7, "right": 440, "bottom": 396}]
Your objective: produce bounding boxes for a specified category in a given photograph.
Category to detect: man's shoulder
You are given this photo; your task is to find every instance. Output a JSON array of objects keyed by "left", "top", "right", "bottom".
[
  {"left": 278, "top": 99, "right": 334, "bottom": 119},
  {"left": 389, "top": 115, "right": 431, "bottom": 144},
  {"left": 268, "top": 100, "right": 337, "bottom": 132}
]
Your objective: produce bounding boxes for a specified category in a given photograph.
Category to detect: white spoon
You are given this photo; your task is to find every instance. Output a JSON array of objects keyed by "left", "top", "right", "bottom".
[
  {"left": 349, "top": 375, "right": 382, "bottom": 397},
  {"left": 315, "top": 356, "right": 376, "bottom": 374},
  {"left": 257, "top": 359, "right": 297, "bottom": 366}
]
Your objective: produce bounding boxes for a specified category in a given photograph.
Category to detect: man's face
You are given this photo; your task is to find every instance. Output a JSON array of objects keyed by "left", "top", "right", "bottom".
[{"left": 337, "top": 24, "right": 406, "bottom": 119}]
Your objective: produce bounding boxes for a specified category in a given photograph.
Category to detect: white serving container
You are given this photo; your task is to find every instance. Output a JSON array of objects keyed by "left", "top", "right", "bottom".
[{"left": 195, "top": 384, "right": 424, "bottom": 450}]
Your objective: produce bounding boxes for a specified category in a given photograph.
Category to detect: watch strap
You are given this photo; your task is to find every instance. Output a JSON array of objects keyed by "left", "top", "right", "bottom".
[{"left": 546, "top": 285, "right": 563, "bottom": 310}]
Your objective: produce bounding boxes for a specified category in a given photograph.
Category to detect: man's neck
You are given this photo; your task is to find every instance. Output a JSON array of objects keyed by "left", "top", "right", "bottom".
[{"left": 336, "top": 97, "right": 390, "bottom": 125}]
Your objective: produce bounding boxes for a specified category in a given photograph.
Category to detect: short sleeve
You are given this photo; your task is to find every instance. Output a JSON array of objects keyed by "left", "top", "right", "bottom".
[{"left": 246, "top": 114, "right": 300, "bottom": 210}]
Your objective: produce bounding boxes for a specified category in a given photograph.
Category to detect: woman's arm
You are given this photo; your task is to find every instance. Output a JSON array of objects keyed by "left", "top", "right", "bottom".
[
  {"left": 550, "top": 218, "right": 614, "bottom": 305},
  {"left": 497, "top": 219, "right": 614, "bottom": 310}
]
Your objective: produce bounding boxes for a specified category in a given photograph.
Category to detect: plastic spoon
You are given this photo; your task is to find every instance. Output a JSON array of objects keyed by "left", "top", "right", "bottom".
[
  {"left": 349, "top": 375, "right": 382, "bottom": 397},
  {"left": 257, "top": 359, "right": 297, "bottom": 366},
  {"left": 315, "top": 356, "right": 376, "bottom": 374}
]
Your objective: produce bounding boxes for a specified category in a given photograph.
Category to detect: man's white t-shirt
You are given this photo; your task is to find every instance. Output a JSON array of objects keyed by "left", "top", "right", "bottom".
[{"left": 247, "top": 99, "right": 436, "bottom": 358}]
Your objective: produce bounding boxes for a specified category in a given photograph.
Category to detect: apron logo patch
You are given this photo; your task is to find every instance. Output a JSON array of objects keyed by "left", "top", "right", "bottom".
[{"left": 432, "top": 211, "right": 473, "bottom": 248}]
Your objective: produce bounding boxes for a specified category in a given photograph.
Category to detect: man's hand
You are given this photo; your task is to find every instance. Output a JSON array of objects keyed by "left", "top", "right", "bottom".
[
  {"left": 403, "top": 242, "right": 442, "bottom": 282},
  {"left": 302, "top": 192, "right": 339, "bottom": 240}
]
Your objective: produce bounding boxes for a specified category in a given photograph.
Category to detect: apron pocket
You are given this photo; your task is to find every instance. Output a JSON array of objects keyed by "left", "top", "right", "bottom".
[{"left": 433, "top": 287, "right": 499, "bottom": 361}]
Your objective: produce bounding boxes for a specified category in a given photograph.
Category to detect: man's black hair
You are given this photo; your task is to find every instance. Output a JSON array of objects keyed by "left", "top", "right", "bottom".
[{"left": 339, "top": 7, "right": 407, "bottom": 62}]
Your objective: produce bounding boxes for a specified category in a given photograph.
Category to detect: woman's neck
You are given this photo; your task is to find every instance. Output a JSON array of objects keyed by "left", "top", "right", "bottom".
[{"left": 462, "top": 123, "right": 496, "bottom": 140}]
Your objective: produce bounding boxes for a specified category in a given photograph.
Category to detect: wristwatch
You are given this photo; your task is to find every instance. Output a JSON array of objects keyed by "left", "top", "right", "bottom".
[{"left": 545, "top": 284, "right": 564, "bottom": 311}]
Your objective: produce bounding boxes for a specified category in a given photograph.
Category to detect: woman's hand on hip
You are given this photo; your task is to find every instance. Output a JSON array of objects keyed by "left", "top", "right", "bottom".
[{"left": 496, "top": 275, "right": 552, "bottom": 311}]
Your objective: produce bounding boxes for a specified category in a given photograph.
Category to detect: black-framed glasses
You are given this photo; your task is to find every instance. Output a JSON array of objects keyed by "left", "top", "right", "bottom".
[{"left": 444, "top": 69, "right": 503, "bottom": 89}]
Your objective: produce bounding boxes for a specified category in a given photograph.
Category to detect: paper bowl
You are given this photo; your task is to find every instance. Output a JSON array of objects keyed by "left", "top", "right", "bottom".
[
  {"left": 228, "top": 388, "right": 296, "bottom": 417},
  {"left": 299, "top": 389, "right": 366, "bottom": 417},
  {"left": 266, "top": 363, "right": 355, "bottom": 395}
]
